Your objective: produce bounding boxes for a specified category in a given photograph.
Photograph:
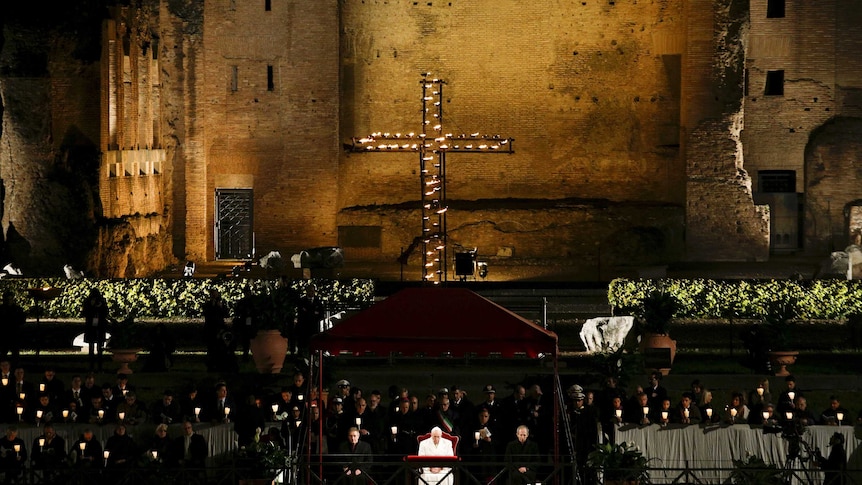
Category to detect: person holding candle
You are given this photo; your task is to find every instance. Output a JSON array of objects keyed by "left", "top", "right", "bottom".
[
  {"left": 31, "top": 393, "right": 58, "bottom": 425},
  {"left": 776, "top": 375, "right": 802, "bottom": 417},
  {"left": 465, "top": 408, "right": 500, "bottom": 482},
  {"left": 104, "top": 423, "right": 137, "bottom": 470},
  {"left": 747, "top": 378, "right": 772, "bottom": 421},
  {"left": 820, "top": 396, "right": 850, "bottom": 426},
  {"left": 88, "top": 395, "right": 113, "bottom": 425},
  {"left": 71, "top": 429, "right": 102, "bottom": 468},
  {"left": 11, "top": 367, "right": 35, "bottom": 409},
  {"left": 116, "top": 390, "right": 148, "bottom": 425},
  {"left": 698, "top": 389, "right": 720, "bottom": 424},
  {"left": 178, "top": 384, "right": 202, "bottom": 423},
  {"left": 30, "top": 423, "right": 66, "bottom": 481},
  {"left": 39, "top": 367, "right": 64, "bottom": 405},
  {"left": 145, "top": 423, "right": 171, "bottom": 466},
  {"left": 0, "top": 426, "right": 26, "bottom": 482},
  {"left": 672, "top": 392, "right": 702, "bottom": 425},
  {"left": 724, "top": 391, "right": 749, "bottom": 424},
  {"left": 205, "top": 382, "right": 235, "bottom": 423}
]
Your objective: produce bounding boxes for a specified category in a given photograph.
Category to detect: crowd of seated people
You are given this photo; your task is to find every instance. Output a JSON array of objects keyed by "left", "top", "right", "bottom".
[{"left": 1, "top": 355, "right": 861, "bottom": 485}]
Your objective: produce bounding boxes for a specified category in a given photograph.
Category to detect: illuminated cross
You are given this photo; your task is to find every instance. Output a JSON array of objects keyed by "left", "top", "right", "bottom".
[{"left": 350, "top": 73, "right": 514, "bottom": 284}]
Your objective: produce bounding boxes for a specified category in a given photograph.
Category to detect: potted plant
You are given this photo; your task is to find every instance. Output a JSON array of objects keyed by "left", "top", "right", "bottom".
[
  {"left": 729, "top": 454, "right": 785, "bottom": 485},
  {"left": 237, "top": 428, "right": 292, "bottom": 484},
  {"left": 247, "top": 287, "right": 294, "bottom": 374},
  {"left": 760, "top": 297, "right": 800, "bottom": 376},
  {"left": 586, "top": 441, "right": 650, "bottom": 484},
  {"left": 107, "top": 313, "right": 142, "bottom": 374},
  {"left": 634, "top": 289, "right": 678, "bottom": 375}
]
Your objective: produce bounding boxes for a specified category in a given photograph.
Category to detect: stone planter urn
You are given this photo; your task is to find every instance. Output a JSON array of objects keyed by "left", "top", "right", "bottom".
[
  {"left": 110, "top": 349, "right": 141, "bottom": 374},
  {"left": 767, "top": 350, "right": 798, "bottom": 376},
  {"left": 250, "top": 330, "right": 289, "bottom": 374},
  {"left": 639, "top": 332, "right": 677, "bottom": 375}
]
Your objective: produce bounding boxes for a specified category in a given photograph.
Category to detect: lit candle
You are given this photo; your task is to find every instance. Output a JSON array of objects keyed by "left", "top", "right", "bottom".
[
  {"left": 40, "top": 384, "right": 46, "bottom": 392},
  {"left": 730, "top": 408, "right": 738, "bottom": 417},
  {"left": 661, "top": 411, "right": 669, "bottom": 421},
  {"left": 194, "top": 407, "right": 201, "bottom": 418},
  {"left": 391, "top": 426, "right": 398, "bottom": 435},
  {"left": 98, "top": 409, "right": 105, "bottom": 420},
  {"left": 706, "top": 408, "right": 713, "bottom": 418},
  {"left": 474, "top": 431, "right": 481, "bottom": 442},
  {"left": 14, "top": 444, "right": 20, "bottom": 454},
  {"left": 295, "top": 420, "right": 302, "bottom": 428},
  {"left": 63, "top": 409, "right": 69, "bottom": 420},
  {"left": 79, "top": 442, "right": 86, "bottom": 453},
  {"left": 122, "top": 389, "right": 128, "bottom": 397},
  {"left": 152, "top": 450, "right": 158, "bottom": 459},
  {"left": 36, "top": 410, "right": 43, "bottom": 420},
  {"left": 355, "top": 417, "right": 362, "bottom": 426},
  {"left": 684, "top": 408, "right": 690, "bottom": 418},
  {"left": 16, "top": 406, "right": 23, "bottom": 421},
  {"left": 19, "top": 393, "right": 25, "bottom": 401},
  {"left": 104, "top": 450, "right": 110, "bottom": 459},
  {"left": 224, "top": 406, "right": 231, "bottom": 416},
  {"left": 757, "top": 386, "right": 764, "bottom": 396},
  {"left": 642, "top": 406, "right": 649, "bottom": 417},
  {"left": 118, "top": 412, "right": 125, "bottom": 422},
  {"left": 0, "top": 378, "right": 6, "bottom": 386},
  {"left": 271, "top": 404, "right": 279, "bottom": 414},
  {"left": 38, "top": 438, "right": 45, "bottom": 449},
  {"left": 785, "top": 411, "right": 794, "bottom": 420},
  {"left": 615, "top": 409, "right": 622, "bottom": 418},
  {"left": 297, "top": 394, "right": 304, "bottom": 401},
  {"left": 788, "top": 391, "right": 795, "bottom": 401},
  {"left": 762, "top": 411, "right": 769, "bottom": 420},
  {"left": 836, "top": 412, "right": 844, "bottom": 424}
]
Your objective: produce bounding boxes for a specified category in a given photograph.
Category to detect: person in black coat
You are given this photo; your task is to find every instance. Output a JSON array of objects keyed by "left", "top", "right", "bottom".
[
  {"left": 82, "top": 289, "right": 109, "bottom": 372},
  {"left": 504, "top": 425, "right": 541, "bottom": 485},
  {"left": 338, "top": 427, "right": 374, "bottom": 485},
  {"left": 169, "top": 421, "right": 208, "bottom": 468},
  {"left": 0, "top": 292, "right": 26, "bottom": 366}
]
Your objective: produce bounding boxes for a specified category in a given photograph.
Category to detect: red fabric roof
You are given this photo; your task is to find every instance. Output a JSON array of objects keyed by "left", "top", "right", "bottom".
[{"left": 310, "top": 287, "right": 558, "bottom": 358}]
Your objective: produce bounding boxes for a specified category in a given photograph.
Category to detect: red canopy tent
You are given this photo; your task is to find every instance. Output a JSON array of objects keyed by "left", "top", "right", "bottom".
[
  {"left": 308, "top": 287, "right": 565, "bottom": 473},
  {"left": 310, "top": 287, "right": 558, "bottom": 358}
]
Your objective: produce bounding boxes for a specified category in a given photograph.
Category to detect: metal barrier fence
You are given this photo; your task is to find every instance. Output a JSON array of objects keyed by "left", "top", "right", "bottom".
[{"left": 8, "top": 456, "right": 861, "bottom": 484}]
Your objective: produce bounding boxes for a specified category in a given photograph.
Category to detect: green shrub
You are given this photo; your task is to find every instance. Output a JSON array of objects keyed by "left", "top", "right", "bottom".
[
  {"left": 0, "top": 278, "right": 374, "bottom": 320},
  {"left": 609, "top": 278, "right": 862, "bottom": 320}
]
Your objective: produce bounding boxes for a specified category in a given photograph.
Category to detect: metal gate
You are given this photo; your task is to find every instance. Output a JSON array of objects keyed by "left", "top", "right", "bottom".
[{"left": 215, "top": 189, "right": 253, "bottom": 259}]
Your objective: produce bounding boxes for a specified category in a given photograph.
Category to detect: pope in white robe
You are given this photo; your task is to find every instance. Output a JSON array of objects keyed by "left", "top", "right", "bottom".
[{"left": 417, "top": 426, "right": 455, "bottom": 485}]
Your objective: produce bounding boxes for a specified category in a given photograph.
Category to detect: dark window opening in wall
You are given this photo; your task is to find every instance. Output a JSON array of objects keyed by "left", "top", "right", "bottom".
[
  {"left": 766, "top": 0, "right": 785, "bottom": 18},
  {"left": 230, "top": 66, "right": 238, "bottom": 92},
  {"left": 338, "top": 226, "right": 382, "bottom": 248},
  {"left": 265, "top": 0, "right": 271, "bottom": 11},
  {"left": 758, "top": 170, "right": 795, "bottom": 193},
  {"left": 267, "top": 65, "right": 274, "bottom": 91},
  {"left": 764, "top": 70, "right": 784, "bottom": 96}
]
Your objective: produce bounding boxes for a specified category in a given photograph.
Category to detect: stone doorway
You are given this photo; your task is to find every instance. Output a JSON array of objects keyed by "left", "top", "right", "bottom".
[{"left": 215, "top": 188, "right": 254, "bottom": 260}]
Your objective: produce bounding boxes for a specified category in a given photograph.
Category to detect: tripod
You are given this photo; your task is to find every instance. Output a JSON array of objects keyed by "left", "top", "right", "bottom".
[{"left": 783, "top": 432, "right": 817, "bottom": 485}]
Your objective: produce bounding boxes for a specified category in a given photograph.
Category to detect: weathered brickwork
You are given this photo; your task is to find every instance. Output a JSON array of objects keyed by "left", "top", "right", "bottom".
[{"left": 3, "top": 0, "right": 861, "bottom": 278}]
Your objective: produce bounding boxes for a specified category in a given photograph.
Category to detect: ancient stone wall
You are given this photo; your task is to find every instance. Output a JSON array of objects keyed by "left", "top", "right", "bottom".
[
  {"left": 189, "top": 0, "right": 341, "bottom": 260},
  {"left": 743, "top": 0, "right": 862, "bottom": 254}
]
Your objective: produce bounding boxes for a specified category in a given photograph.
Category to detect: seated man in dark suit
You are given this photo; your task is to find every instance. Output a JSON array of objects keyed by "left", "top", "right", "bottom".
[
  {"left": 339, "top": 427, "right": 373, "bottom": 485},
  {"left": 169, "top": 421, "right": 208, "bottom": 468},
  {"left": 504, "top": 425, "right": 541, "bottom": 485}
]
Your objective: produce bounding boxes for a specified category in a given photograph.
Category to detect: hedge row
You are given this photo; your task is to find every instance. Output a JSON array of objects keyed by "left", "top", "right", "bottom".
[
  {"left": 608, "top": 278, "right": 862, "bottom": 320},
  {"left": 0, "top": 278, "right": 375, "bottom": 320}
]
